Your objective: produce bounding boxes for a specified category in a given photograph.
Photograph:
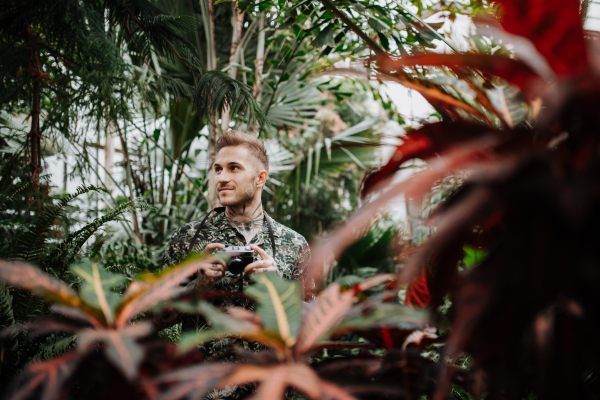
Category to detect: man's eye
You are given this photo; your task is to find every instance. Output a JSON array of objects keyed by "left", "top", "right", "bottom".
[
  {"left": 231, "top": 166, "right": 239, "bottom": 171},
  {"left": 215, "top": 167, "right": 222, "bottom": 173}
]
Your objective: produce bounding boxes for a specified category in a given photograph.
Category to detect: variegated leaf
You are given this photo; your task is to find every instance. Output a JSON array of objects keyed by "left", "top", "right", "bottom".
[
  {"left": 116, "top": 256, "right": 210, "bottom": 327},
  {"left": 71, "top": 262, "right": 127, "bottom": 325},
  {"left": 245, "top": 272, "right": 302, "bottom": 347},
  {"left": 0, "top": 261, "right": 82, "bottom": 309},
  {"left": 77, "top": 322, "right": 153, "bottom": 380},
  {"left": 9, "top": 351, "right": 80, "bottom": 400},
  {"left": 152, "top": 363, "right": 236, "bottom": 400},
  {"left": 295, "top": 283, "right": 355, "bottom": 356},
  {"left": 218, "top": 364, "right": 321, "bottom": 400}
]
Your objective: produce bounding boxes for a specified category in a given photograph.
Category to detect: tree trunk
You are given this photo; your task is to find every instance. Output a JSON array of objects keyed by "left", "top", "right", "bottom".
[
  {"left": 28, "top": 49, "right": 41, "bottom": 182},
  {"left": 220, "top": 4, "right": 245, "bottom": 132},
  {"left": 104, "top": 127, "right": 114, "bottom": 191},
  {"left": 203, "top": 0, "right": 221, "bottom": 210},
  {"left": 253, "top": 11, "right": 266, "bottom": 101}
]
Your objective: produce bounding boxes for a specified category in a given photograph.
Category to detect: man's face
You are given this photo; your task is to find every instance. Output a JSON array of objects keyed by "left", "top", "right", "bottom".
[{"left": 214, "top": 146, "right": 262, "bottom": 207}]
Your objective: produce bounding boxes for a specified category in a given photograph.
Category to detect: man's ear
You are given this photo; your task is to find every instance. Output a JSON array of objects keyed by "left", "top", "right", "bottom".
[{"left": 256, "top": 169, "right": 268, "bottom": 188}]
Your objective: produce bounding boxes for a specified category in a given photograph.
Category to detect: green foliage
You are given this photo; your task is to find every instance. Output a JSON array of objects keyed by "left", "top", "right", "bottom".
[
  {"left": 194, "top": 71, "right": 269, "bottom": 128},
  {"left": 9, "top": 185, "right": 107, "bottom": 263}
]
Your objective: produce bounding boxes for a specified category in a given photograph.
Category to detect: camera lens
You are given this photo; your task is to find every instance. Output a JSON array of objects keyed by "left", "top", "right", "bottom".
[{"left": 228, "top": 256, "right": 245, "bottom": 275}]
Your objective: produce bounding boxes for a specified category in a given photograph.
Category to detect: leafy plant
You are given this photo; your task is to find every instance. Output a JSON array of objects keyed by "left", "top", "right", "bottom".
[
  {"left": 0, "top": 257, "right": 213, "bottom": 399},
  {"left": 300, "top": 0, "right": 600, "bottom": 398},
  {"left": 152, "top": 272, "right": 429, "bottom": 399}
]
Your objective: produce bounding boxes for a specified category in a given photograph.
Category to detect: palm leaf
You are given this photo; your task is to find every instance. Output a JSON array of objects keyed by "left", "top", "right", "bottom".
[
  {"left": 245, "top": 272, "right": 302, "bottom": 347},
  {"left": 194, "top": 70, "right": 269, "bottom": 128}
]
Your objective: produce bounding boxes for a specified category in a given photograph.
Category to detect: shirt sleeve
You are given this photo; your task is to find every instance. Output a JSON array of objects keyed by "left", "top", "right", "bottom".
[
  {"left": 160, "top": 225, "right": 192, "bottom": 270},
  {"left": 293, "top": 241, "right": 311, "bottom": 281}
]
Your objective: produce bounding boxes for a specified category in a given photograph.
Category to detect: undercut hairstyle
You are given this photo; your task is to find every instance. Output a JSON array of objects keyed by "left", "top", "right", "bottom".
[{"left": 215, "top": 130, "right": 269, "bottom": 173}]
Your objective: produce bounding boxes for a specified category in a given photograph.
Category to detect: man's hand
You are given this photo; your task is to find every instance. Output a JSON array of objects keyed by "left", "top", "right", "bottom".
[
  {"left": 192, "top": 243, "right": 226, "bottom": 292},
  {"left": 244, "top": 244, "right": 279, "bottom": 275},
  {"left": 196, "top": 242, "right": 226, "bottom": 278}
]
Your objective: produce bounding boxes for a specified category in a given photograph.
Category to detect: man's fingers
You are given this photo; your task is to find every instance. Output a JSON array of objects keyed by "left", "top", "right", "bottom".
[
  {"left": 251, "top": 266, "right": 278, "bottom": 274},
  {"left": 244, "top": 260, "right": 274, "bottom": 274},
  {"left": 207, "top": 263, "right": 224, "bottom": 271},
  {"left": 250, "top": 244, "right": 272, "bottom": 261},
  {"left": 206, "top": 256, "right": 226, "bottom": 268},
  {"left": 203, "top": 242, "right": 225, "bottom": 255}
]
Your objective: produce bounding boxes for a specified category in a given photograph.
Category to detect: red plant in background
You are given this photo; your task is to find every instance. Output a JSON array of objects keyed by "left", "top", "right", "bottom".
[{"left": 305, "top": 0, "right": 600, "bottom": 398}]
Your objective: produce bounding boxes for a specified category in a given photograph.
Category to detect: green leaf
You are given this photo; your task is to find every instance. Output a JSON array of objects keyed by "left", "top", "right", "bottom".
[
  {"left": 378, "top": 32, "right": 390, "bottom": 51},
  {"left": 245, "top": 273, "right": 302, "bottom": 346},
  {"left": 488, "top": 86, "right": 526, "bottom": 128},
  {"left": 368, "top": 16, "right": 388, "bottom": 33},
  {"left": 312, "top": 24, "right": 335, "bottom": 48},
  {"left": 258, "top": 0, "right": 274, "bottom": 11},
  {"left": 237, "top": 0, "right": 254, "bottom": 12},
  {"left": 71, "top": 262, "right": 126, "bottom": 324},
  {"left": 152, "top": 129, "right": 160, "bottom": 142},
  {"left": 463, "top": 246, "right": 487, "bottom": 269},
  {"left": 336, "top": 303, "right": 429, "bottom": 333},
  {"left": 214, "top": 0, "right": 232, "bottom": 4}
]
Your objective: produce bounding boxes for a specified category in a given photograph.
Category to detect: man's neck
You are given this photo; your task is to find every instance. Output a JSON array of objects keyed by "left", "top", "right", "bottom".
[{"left": 225, "top": 199, "right": 264, "bottom": 244}]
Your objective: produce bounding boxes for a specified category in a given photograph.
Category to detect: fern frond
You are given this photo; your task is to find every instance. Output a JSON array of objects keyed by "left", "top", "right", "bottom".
[
  {"left": 0, "top": 175, "right": 52, "bottom": 211},
  {"left": 43, "top": 199, "right": 153, "bottom": 275},
  {"left": 194, "top": 70, "right": 269, "bottom": 129},
  {"left": 0, "top": 280, "right": 15, "bottom": 328},
  {"left": 32, "top": 333, "right": 77, "bottom": 361},
  {"left": 11, "top": 185, "right": 107, "bottom": 263}
]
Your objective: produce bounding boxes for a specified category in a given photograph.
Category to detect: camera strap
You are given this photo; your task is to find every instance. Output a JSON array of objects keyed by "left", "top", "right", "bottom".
[{"left": 186, "top": 206, "right": 277, "bottom": 259}]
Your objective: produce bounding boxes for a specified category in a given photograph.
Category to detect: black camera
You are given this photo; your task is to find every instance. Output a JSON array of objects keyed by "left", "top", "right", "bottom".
[{"left": 221, "top": 245, "right": 255, "bottom": 275}]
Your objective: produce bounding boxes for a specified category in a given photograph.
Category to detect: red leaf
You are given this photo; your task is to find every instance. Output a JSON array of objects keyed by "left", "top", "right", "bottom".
[
  {"left": 10, "top": 351, "right": 80, "bottom": 400},
  {"left": 495, "top": 0, "right": 589, "bottom": 77},
  {"left": 405, "top": 267, "right": 431, "bottom": 308},
  {"left": 116, "top": 257, "right": 212, "bottom": 327},
  {"left": 362, "top": 122, "right": 492, "bottom": 195},
  {"left": 306, "top": 133, "right": 505, "bottom": 291},
  {"left": 295, "top": 283, "right": 355, "bottom": 356},
  {"left": 379, "top": 54, "right": 540, "bottom": 90},
  {"left": 217, "top": 364, "right": 322, "bottom": 400},
  {"left": 149, "top": 363, "right": 235, "bottom": 400}
]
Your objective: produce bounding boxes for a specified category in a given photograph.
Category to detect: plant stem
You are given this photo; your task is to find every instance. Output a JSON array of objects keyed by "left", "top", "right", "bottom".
[
  {"left": 318, "top": 0, "right": 385, "bottom": 55},
  {"left": 115, "top": 122, "right": 143, "bottom": 246}
]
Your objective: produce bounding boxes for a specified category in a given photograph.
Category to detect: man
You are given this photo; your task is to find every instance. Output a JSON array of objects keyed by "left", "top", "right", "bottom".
[{"left": 155, "top": 130, "right": 310, "bottom": 330}]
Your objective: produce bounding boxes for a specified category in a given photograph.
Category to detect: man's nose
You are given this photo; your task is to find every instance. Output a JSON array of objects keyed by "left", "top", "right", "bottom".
[{"left": 216, "top": 171, "right": 230, "bottom": 183}]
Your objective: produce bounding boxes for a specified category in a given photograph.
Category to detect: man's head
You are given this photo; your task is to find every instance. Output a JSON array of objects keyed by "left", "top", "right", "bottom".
[{"left": 214, "top": 130, "right": 269, "bottom": 207}]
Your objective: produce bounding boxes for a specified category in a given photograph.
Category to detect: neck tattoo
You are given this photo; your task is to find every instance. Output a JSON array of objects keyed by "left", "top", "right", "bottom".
[{"left": 226, "top": 203, "right": 264, "bottom": 244}]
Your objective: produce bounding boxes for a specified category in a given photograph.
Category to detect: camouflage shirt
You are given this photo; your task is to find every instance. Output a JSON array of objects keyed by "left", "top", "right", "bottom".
[{"left": 160, "top": 207, "right": 311, "bottom": 290}]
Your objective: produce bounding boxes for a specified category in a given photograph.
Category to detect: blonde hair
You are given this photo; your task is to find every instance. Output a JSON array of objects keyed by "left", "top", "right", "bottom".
[{"left": 215, "top": 130, "right": 269, "bottom": 172}]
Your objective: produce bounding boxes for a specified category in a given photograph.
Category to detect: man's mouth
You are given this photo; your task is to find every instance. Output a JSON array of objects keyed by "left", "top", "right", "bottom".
[{"left": 218, "top": 187, "right": 234, "bottom": 192}]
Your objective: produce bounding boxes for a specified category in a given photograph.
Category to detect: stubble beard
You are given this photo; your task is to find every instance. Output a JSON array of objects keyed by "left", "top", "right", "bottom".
[{"left": 218, "top": 180, "right": 256, "bottom": 207}]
